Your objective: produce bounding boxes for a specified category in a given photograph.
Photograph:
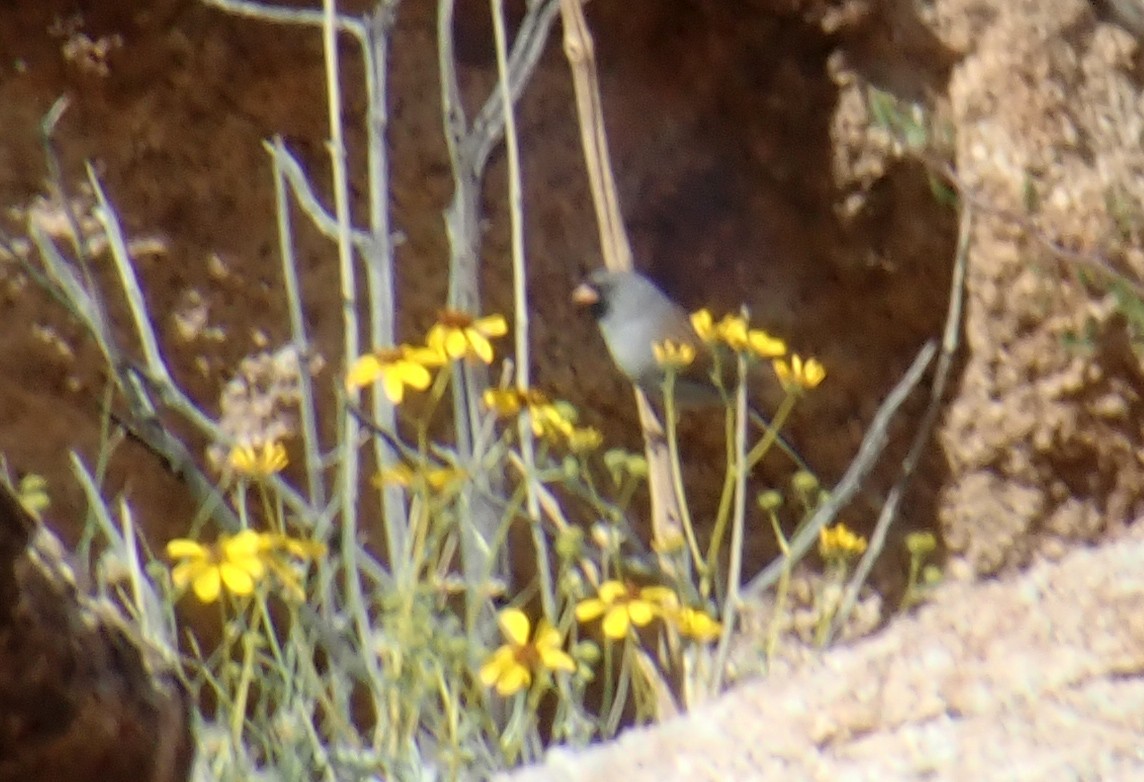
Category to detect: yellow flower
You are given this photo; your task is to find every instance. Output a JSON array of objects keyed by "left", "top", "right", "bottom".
[
  {"left": 228, "top": 441, "right": 288, "bottom": 479},
  {"left": 713, "top": 313, "right": 750, "bottom": 349},
  {"left": 566, "top": 426, "right": 603, "bottom": 453},
  {"left": 479, "top": 608, "right": 576, "bottom": 696},
  {"left": 575, "top": 580, "right": 678, "bottom": 640},
  {"left": 671, "top": 606, "right": 723, "bottom": 643},
  {"left": 166, "top": 530, "right": 273, "bottom": 603},
  {"left": 905, "top": 531, "right": 937, "bottom": 557},
  {"left": 715, "top": 315, "right": 788, "bottom": 358},
  {"left": 530, "top": 403, "right": 601, "bottom": 452},
  {"left": 482, "top": 387, "right": 551, "bottom": 417},
  {"left": 652, "top": 339, "right": 696, "bottom": 369},
  {"left": 818, "top": 523, "right": 867, "bottom": 561},
  {"left": 16, "top": 474, "right": 50, "bottom": 518},
  {"left": 346, "top": 345, "right": 444, "bottom": 403},
  {"left": 529, "top": 402, "right": 575, "bottom": 439},
  {"left": 772, "top": 354, "right": 825, "bottom": 391},
  {"left": 690, "top": 309, "right": 787, "bottom": 358},
  {"left": 375, "top": 462, "right": 467, "bottom": 493},
  {"left": 603, "top": 449, "right": 648, "bottom": 484},
  {"left": 482, "top": 387, "right": 598, "bottom": 451},
  {"left": 427, "top": 310, "right": 508, "bottom": 364},
  {"left": 258, "top": 533, "right": 326, "bottom": 601},
  {"left": 743, "top": 329, "right": 787, "bottom": 359},
  {"left": 262, "top": 533, "right": 326, "bottom": 561},
  {"left": 690, "top": 309, "right": 718, "bottom": 342}
]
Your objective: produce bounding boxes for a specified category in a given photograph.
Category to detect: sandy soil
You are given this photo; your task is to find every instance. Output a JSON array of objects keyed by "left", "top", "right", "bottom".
[{"left": 505, "top": 524, "right": 1144, "bottom": 781}]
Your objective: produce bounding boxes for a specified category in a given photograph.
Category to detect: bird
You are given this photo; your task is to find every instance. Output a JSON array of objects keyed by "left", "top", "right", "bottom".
[
  {"left": 572, "top": 268, "right": 816, "bottom": 474},
  {"left": 571, "top": 268, "right": 728, "bottom": 407}
]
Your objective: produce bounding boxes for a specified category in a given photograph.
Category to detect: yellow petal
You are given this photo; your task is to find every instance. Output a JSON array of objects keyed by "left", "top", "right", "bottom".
[
  {"left": 802, "top": 357, "right": 826, "bottom": 387},
  {"left": 747, "top": 330, "right": 786, "bottom": 358},
  {"left": 475, "top": 314, "right": 508, "bottom": 337},
  {"left": 382, "top": 372, "right": 406, "bottom": 403},
  {"left": 479, "top": 647, "right": 515, "bottom": 687},
  {"left": 496, "top": 663, "right": 531, "bottom": 696},
  {"left": 224, "top": 529, "right": 262, "bottom": 553},
  {"left": 639, "top": 586, "right": 678, "bottom": 607},
  {"left": 219, "top": 562, "right": 257, "bottom": 595},
  {"left": 166, "top": 539, "right": 207, "bottom": 560},
  {"left": 719, "top": 316, "right": 749, "bottom": 350},
  {"left": 597, "top": 580, "right": 628, "bottom": 604},
  {"left": 575, "top": 598, "right": 605, "bottom": 622},
  {"left": 534, "top": 621, "right": 562, "bottom": 650},
  {"left": 602, "top": 607, "right": 631, "bottom": 639},
  {"left": 445, "top": 330, "right": 469, "bottom": 359},
  {"left": 345, "top": 355, "right": 382, "bottom": 390},
  {"left": 229, "top": 445, "right": 257, "bottom": 474},
  {"left": 772, "top": 359, "right": 793, "bottom": 387},
  {"left": 235, "top": 554, "right": 267, "bottom": 578},
  {"left": 539, "top": 646, "right": 576, "bottom": 674},
  {"left": 469, "top": 332, "right": 494, "bottom": 364},
  {"left": 627, "top": 601, "right": 656, "bottom": 627},
  {"left": 482, "top": 388, "right": 521, "bottom": 416},
  {"left": 690, "top": 309, "right": 715, "bottom": 340},
  {"left": 397, "top": 361, "right": 432, "bottom": 390},
  {"left": 405, "top": 345, "right": 445, "bottom": 367},
  {"left": 426, "top": 325, "right": 446, "bottom": 352},
  {"left": 170, "top": 561, "right": 199, "bottom": 590},
  {"left": 499, "top": 608, "right": 531, "bottom": 646},
  {"left": 260, "top": 442, "right": 289, "bottom": 473},
  {"left": 191, "top": 568, "right": 222, "bottom": 603}
]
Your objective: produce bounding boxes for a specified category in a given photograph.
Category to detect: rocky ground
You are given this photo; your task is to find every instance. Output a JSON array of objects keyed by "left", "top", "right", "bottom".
[{"left": 505, "top": 523, "right": 1144, "bottom": 781}]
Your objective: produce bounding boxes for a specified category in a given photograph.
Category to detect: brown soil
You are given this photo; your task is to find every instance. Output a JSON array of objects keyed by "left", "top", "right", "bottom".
[{"left": 0, "top": 0, "right": 954, "bottom": 580}]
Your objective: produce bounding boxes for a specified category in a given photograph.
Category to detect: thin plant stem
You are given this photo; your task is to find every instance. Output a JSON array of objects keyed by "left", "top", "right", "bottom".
[
  {"left": 764, "top": 513, "right": 792, "bottom": 664},
  {"left": 320, "top": 0, "right": 384, "bottom": 746},
  {"left": 360, "top": 5, "right": 408, "bottom": 569},
  {"left": 604, "top": 639, "right": 633, "bottom": 737},
  {"left": 743, "top": 340, "right": 938, "bottom": 600},
  {"left": 706, "top": 372, "right": 792, "bottom": 588},
  {"left": 270, "top": 139, "right": 325, "bottom": 511},
  {"left": 663, "top": 375, "right": 702, "bottom": 569},
  {"left": 710, "top": 354, "right": 750, "bottom": 693},
  {"left": 490, "top": 0, "right": 552, "bottom": 619},
  {"left": 204, "top": 0, "right": 363, "bottom": 34},
  {"left": 437, "top": 0, "right": 499, "bottom": 609},
  {"left": 704, "top": 405, "right": 742, "bottom": 596},
  {"left": 827, "top": 204, "right": 973, "bottom": 642},
  {"left": 746, "top": 392, "right": 798, "bottom": 470},
  {"left": 89, "top": 167, "right": 172, "bottom": 389}
]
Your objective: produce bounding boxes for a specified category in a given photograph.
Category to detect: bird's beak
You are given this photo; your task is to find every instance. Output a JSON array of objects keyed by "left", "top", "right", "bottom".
[{"left": 571, "top": 282, "right": 599, "bottom": 307}]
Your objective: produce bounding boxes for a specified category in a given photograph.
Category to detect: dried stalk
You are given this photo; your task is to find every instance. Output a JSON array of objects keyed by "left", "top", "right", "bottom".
[
  {"left": 826, "top": 203, "right": 972, "bottom": 641},
  {"left": 743, "top": 340, "right": 938, "bottom": 600},
  {"left": 557, "top": 0, "right": 682, "bottom": 554},
  {"left": 436, "top": 0, "right": 559, "bottom": 610}
]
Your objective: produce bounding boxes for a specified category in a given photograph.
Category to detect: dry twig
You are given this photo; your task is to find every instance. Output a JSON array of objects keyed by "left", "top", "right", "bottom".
[
  {"left": 743, "top": 340, "right": 938, "bottom": 601},
  {"left": 558, "top": 0, "right": 683, "bottom": 560}
]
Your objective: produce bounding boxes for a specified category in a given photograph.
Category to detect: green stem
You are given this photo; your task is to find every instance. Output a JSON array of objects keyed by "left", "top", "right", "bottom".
[
  {"left": 663, "top": 374, "right": 703, "bottom": 571},
  {"left": 704, "top": 404, "right": 740, "bottom": 595},
  {"left": 764, "top": 513, "right": 792, "bottom": 664},
  {"left": 747, "top": 392, "right": 798, "bottom": 471}
]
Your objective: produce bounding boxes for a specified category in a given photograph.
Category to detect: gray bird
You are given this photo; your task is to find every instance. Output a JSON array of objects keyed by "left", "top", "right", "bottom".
[
  {"left": 572, "top": 267, "right": 815, "bottom": 476},
  {"left": 571, "top": 269, "right": 728, "bottom": 406}
]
